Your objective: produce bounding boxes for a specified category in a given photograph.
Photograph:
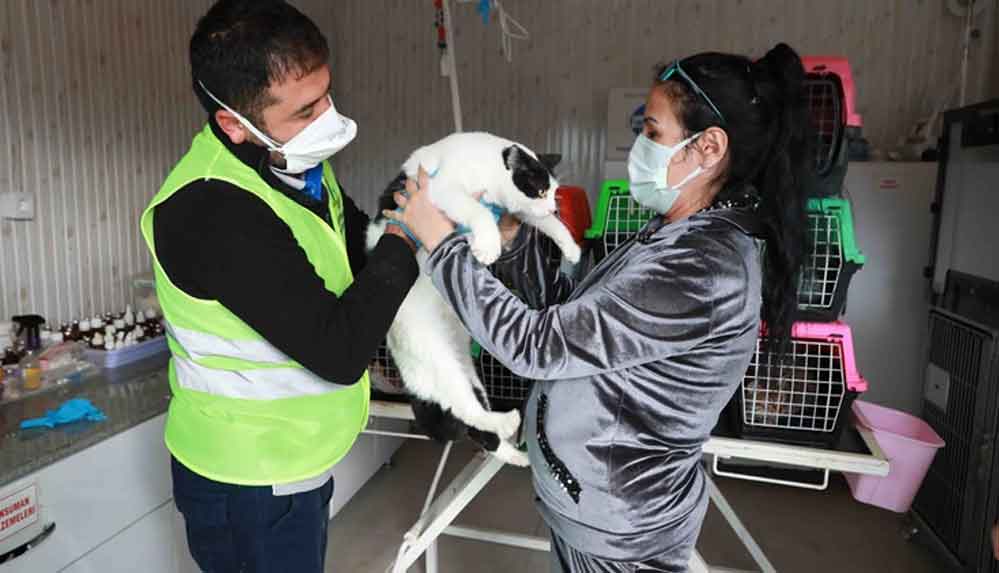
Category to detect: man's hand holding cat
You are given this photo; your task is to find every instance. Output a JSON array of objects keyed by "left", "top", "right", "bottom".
[{"left": 383, "top": 167, "right": 455, "bottom": 253}]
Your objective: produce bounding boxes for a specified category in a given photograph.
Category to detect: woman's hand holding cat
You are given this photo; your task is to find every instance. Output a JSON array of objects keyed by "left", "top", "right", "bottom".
[{"left": 383, "top": 167, "right": 456, "bottom": 253}]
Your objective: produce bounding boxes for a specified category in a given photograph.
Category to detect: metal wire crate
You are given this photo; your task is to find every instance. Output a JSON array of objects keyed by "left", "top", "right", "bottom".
[
  {"left": 797, "top": 197, "right": 866, "bottom": 321},
  {"left": 367, "top": 342, "right": 408, "bottom": 399},
  {"left": 472, "top": 342, "right": 533, "bottom": 410},
  {"left": 582, "top": 180, "right": 655, "bottom": 268},
  {"left": 368, "top": 340, "right": 534, "bottom": 410},
  {"left": 730, "top": 322, "right": 868, "bottom": 448}
]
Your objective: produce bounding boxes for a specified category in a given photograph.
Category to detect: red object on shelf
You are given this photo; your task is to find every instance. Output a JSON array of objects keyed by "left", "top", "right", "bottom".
[{"left": 555, "top": 186, "right": 592, "bottom": 246}]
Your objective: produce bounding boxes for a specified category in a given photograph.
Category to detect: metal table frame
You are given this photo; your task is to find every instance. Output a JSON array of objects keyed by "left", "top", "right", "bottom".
[{"left": 364, "top": 400, "right": 889, "bottom": 573}]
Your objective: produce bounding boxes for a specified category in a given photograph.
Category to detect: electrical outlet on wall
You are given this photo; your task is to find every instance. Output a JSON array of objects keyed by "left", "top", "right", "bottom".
[
  {"left": 925, "top": 363, "right": 951, "bottom": 412},
  {"left": 0, "top": 192, "right": 35, "bottom": 220}
]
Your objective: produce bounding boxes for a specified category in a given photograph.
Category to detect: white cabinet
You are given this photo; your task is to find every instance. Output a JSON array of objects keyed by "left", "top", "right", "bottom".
[
  {"left": 0, "top": 415, "right": 172, "bottom": 573},
  {"left": 330, "top": 421, "right": 407, "bottom": 518},
  {"left": 1, "top": 412, "right": 406, "bottom": 572},
  {"left": 60, "top": 502, "right": 180, "bottom": 573}
]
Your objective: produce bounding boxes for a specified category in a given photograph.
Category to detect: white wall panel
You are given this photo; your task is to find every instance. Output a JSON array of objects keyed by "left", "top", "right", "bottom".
[
  {"left": 0, "top": 0, "right": 212, "bottom": 324},
  {"left": 327, "top": 0, "right": 996, "bottom": 214},
  {"left": 0, "top": 0, "right": 338, "bottom": 324},
  {"left": 1, "top": 0, "right": 995, "bottom": 324}
]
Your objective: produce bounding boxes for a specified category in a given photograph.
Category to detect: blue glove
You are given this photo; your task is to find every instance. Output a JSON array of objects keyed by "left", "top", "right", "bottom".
[{"left": 20, "top": 398, "right": 108, "bottom": 430}]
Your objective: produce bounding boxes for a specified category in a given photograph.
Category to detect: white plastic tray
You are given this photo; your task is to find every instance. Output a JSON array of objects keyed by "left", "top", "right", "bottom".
[{"left": 83, "top": 336, "right": 168, "bottom": 369}]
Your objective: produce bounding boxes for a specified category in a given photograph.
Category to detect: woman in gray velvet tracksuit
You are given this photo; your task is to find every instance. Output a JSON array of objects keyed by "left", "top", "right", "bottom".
[{"left": 386, "top": 43, "right": 813, "bottom": 572}]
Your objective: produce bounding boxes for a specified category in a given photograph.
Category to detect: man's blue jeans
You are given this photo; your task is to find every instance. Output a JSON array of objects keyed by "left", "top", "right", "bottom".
[{"left": 172, "top": 457, "right": 334, "bottom": 573}]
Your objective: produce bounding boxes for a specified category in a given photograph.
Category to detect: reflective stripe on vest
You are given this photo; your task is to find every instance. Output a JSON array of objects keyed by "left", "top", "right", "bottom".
[
  {"left": 166, "top": 322, "right": 295, "bottom": 365},
  {"left": 165, "top": 322, "right": 346, "bottom": 400},
  {"left": 171, "top": 354, "right": 340, "bottom": 400}
]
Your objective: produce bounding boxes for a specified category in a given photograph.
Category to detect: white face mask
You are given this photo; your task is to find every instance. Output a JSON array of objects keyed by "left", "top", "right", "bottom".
[
  {"left": 199, "top": 81, "right": 357, "bottom": 174},
  {"left": 627, "top": 132, "right": 703, "bottom": 214}
]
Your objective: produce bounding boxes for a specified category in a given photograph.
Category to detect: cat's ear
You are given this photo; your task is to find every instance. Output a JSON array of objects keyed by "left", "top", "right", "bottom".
[
  {"left": 537, "top": 153, "right": 561, "bottom": 173},
  {"left": 501, "top": 145, "right": 523, "bottom": 171}
]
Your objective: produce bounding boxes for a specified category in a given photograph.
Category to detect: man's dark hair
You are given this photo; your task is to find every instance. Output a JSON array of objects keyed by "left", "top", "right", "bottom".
[{"left": 190, "top": 0, "right": 329, "bottom": 125}]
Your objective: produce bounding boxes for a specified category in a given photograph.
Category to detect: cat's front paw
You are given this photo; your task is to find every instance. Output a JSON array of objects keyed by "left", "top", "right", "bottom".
[
  {"left": 494, "top": 441, "right": 530, "bottom": 467},
  {"left": 561, "top": 241, "right": 582, "bottom": 264},
  {"left": 470, "top": 230, "right": 503, "bottom": 265}
]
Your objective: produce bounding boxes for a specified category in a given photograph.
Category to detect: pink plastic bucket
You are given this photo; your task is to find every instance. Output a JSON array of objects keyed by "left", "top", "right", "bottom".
[{"left": 843, "top": 400, "right": 945, "bottom": 513}]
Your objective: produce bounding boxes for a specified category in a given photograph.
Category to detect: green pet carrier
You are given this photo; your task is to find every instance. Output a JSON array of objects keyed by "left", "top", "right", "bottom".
[
  {"left": 798, "top": 197, "right": 866, "bottom": 322},
  {"left": 581, "top": 183, "right": 865, "bottom": 321},
  {"left": 582, "top": 180, "right": 655, "bottom": 267}
]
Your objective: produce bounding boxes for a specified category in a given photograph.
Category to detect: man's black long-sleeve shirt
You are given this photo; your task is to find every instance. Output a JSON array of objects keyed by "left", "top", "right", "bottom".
[{"left": 152, "top": 119, "right": 417, "bottom": 383}]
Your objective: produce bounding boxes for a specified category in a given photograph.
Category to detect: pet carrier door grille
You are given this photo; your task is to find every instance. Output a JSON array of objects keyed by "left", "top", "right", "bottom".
[
  {"left": 804, "top": 76, "right": 845, "bottom": 177},
  {"left": 742, "top": 336, "right": 846, "bottom": 432},
  {"left": 476, "top": 348, "right": 533, "bottom": 407},
  {"left": 369, "top": 342, "right": 534, "bottom": 407},
  {"left": 602, "top": 193, "right": 655, "bottom": 255},
  {"left": 796, "top": 198, "right": 866, "bottom": 322},
  {"left": 583, "top": 181, "right": 654, "bottom": 267},
  {"left": 368, "top": 342, "right": 406, "bottom": 396},
  {"left": 914, "top": 309, "right": 999, "bottom": 566},
  {"left": 799, "top": 210, "right": 844, "bottom": 310}
]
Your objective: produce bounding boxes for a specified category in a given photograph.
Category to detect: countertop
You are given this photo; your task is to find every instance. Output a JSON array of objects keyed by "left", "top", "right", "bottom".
[{"left": 0, "top": 355, "right": 171, "bottom": 489}]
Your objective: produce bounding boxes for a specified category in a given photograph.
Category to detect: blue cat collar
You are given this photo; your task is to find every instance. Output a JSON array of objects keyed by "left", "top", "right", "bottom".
[
  {"left": 387, "top": 209, "right": 422, "bottom": 250},
  {"left": 456, "top": 199, "right": 505, "bottom": 235}
]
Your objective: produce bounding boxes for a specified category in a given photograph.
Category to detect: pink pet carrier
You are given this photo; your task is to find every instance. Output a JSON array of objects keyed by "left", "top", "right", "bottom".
[
  {"left": 802, "top": 56, "right": 862, "bottom": 197},
  {"left": 729, "top": 321, "right": 869, "bottom": 448}
]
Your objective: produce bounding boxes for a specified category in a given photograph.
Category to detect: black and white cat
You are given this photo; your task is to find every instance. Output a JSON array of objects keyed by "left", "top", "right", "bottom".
[{"left": 367, "top": 132, "right": 580, "bottom": 465}]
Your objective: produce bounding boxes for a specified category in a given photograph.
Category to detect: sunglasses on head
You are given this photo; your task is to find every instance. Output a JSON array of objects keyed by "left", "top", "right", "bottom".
[{"left": 659, "top": 60, "right": 726, "bottom": 124}]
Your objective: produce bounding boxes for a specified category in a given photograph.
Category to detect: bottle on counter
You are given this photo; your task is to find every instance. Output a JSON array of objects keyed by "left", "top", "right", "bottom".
[{"left": 20, "top": 351, "right": 42, "bottom": 391}]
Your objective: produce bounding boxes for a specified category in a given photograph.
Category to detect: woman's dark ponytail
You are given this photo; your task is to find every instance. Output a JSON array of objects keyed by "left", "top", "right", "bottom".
[
  {"left": 656, "top": 43, "right": 813, "bottom": 353},
  {"left": 752, "top": 44, "right": 811, "bottom": 351}
]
